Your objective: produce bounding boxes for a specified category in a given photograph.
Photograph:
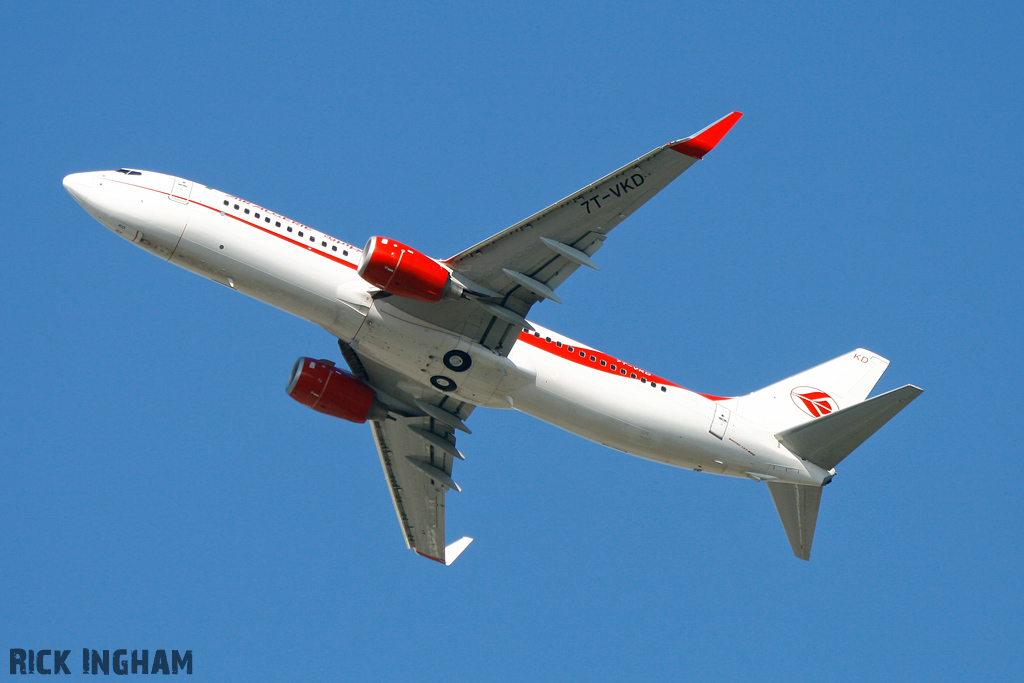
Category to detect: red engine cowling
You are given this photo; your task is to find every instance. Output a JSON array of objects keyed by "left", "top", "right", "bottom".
[
  {"left": 357, "top": 236, "right": 451, "bottom": 302},
  {"left": 286, "top": 357, "right": 387, "bottom": 423}
]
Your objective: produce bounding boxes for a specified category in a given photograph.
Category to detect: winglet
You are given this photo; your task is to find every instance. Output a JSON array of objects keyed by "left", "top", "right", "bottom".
[
  {"left": 444, "top": 537, "right": 474, "bottom": 565},
  {"left": 669, "top": 111, "right": 743, "bottom": 159}
]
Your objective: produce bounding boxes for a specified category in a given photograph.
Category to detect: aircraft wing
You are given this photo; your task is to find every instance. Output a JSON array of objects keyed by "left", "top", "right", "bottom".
[
  {"left": 382, "top": 112, "right": 741, "bottom": 356},
  {"left": 339, "top": 341, "right": 474, "bottom": 564},
  {"left": 343, "top": 113, "right": 741, "bottom": 561}
]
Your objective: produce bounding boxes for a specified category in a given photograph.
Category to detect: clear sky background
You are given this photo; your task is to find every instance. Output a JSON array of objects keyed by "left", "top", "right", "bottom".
[{"left": 2, "top": 2, "right": 1021, "bottom": 680}]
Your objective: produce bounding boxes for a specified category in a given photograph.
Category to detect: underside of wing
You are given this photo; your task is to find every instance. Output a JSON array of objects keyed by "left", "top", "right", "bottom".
[
  {"left": 384, "top": 112, "right": 741, "bottom": 353},
  {"left": 330, "top": 114, "right": 741, "bottom": 562},
  {"left": 447, "top": 112, "right": 742, "bottom": 305},
  {"left": 370, "top": 416, "right": 459, "bottom": 562},
  {"left": 340, "top": 341, "right": 474, "bottom": 564}
]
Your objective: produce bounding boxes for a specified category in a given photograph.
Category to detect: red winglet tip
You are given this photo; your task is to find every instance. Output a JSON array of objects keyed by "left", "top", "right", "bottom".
[{"left": 670, "top": 111, "right": 743, "bottom": 159}]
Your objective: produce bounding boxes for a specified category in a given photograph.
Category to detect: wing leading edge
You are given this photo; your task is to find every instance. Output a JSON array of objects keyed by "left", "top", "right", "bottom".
[{"left": 445, "top": 111, "right": 743, "bottom": 301}]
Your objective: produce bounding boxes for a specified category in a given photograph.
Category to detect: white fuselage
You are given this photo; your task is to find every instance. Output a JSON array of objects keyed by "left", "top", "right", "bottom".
[{"left": 64, "top": 169, "right": 829, "bottom": 486}]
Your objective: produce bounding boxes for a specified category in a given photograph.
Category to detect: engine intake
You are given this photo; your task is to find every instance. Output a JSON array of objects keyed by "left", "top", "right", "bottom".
[
  {"left": 357, "top": 236, "right": 457, "bottom": 302},
  {"left": 286, "top": 357, "right": 388, "bottom": 423}
]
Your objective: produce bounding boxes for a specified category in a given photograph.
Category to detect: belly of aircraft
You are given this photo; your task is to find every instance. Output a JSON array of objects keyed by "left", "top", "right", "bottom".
[
  {"left": 351, "top": 302, "right": 532, "bottom": 409},
  {"left": 504, "top": 343, "right": 821, "bottom": 484}
]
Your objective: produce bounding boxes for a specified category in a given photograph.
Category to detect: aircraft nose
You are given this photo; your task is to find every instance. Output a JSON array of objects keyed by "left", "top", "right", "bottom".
[{"left": 63, "top": 172, "right": 95, "bottom": 203}]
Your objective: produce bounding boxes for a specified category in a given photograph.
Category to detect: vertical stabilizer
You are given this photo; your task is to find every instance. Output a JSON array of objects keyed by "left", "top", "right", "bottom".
[
  {"left": 767, "top": 482, "right": 822, "bottom": 561},
  {"left": 726, "top": 349, "right": 890, "bottom": 431},
  {"left": 747, "top": 353, "right": 922, "bottom": 561}
]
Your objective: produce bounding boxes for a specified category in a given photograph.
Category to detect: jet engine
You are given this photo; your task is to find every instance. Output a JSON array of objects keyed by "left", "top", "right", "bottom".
[
  {"left": 357, "top": 236, "right": 460, "bottom": 302},
  {"left": 286, "top": 357, "right": 388, "bottom": 423}
]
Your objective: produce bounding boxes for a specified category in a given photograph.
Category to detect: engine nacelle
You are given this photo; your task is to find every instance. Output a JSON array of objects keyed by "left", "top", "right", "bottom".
[
  {"left": 357, "top": 236, "right": 456, "bottom": 302},
  {"left": 286, "top": 357, "right": 388, "bottom": 423}
]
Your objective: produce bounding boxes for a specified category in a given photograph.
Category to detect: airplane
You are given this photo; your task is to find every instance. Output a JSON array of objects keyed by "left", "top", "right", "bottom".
[{"left": 63, "top": 111, "right": 921, "bottom": 563}]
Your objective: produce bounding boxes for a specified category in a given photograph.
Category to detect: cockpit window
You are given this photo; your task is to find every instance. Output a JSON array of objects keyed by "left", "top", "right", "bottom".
[{"left": 114, "top": 169, "right": 142, "bottom": 176}]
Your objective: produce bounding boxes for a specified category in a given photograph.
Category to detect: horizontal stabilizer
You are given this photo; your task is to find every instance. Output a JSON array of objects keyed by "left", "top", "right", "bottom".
[
  {"left": 767, "top": 482, "right": 822, "bottom": 561},
  {"left": 776, "top": 384, "right": 923, "bottom": 471}
]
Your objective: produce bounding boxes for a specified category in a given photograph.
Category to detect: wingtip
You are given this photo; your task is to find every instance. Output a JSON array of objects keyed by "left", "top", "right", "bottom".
[
  {"left": 444, "top": 537, "right": 474, "bottom": 566},
  {"left": 416, "top": 536, "right": 474, "bottom": 566},
  {"left": 670, "top": 111, "right": 743, "bottom": 159},
  {"left": 416, "top": 551, "right": 447, "bottom": 564}
]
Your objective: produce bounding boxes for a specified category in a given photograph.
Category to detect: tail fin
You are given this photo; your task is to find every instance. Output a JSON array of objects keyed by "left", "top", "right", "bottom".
[
  {"left": 767, "top": 385, "right": 922, "bottom": 560},
  {"left": 742, "top": 351, "right": 924, "bottom": 561},
  {"left": 726, "top": 349, "right": 891, "bottom": 431}
]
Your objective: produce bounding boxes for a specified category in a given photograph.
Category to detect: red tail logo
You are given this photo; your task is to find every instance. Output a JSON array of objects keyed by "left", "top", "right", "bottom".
[{"left": 791, "top": 386, "right": 838, "bottom": 418}]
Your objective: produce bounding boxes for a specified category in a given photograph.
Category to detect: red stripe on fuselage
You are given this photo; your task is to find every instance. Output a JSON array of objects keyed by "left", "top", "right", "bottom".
[
  {"left": 112, "top": 179, "right": 360, "bottom": 269},
  {"left": 213, "top": 205, "right": 359, "bottom": 269},
  {"left": 515, "top": 331, "right": 727, "bottom": 401}
]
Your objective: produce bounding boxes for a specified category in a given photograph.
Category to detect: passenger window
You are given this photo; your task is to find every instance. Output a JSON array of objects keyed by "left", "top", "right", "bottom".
[
  {"left": 556, "top": 341, "right": 562, "bottom": 347},
  {"left": 545, "top": 337, "right": 551, "bottom": 342},
  {"left": 600, "top": 360, "right": 606, "bottom": 366},
  {"left": 244, "top": 208, "right": 250, "bottom": 214},
  {"left": 298, "top": 231, "right": 303, "bottom": 237},
  {"left": 234, "top": 204, "right": 239, "bottom": 210},
  {"left": 265, "top": 217, "right": 270, "bottom": 223},
  {"left": 661, "top": 386, "right": 667, "bottom": 392},
  {"left": 610, "top": 365, "right": 616, "bottom": 370},
  {"left": 287, "top": 227, "right": 293, "bottom": 232},
  {"left": 620, "top": 369, "right": 626, "bottom": 375},
  {"left": 579, "top": 351, "right": 585, "bottom": 357},
  {"left": 343, "top": 250, "right": 349, "bottom": 256},
  {"left": 567, "top": 346, "right": 574, "bottom": 352},
  {"left": 254, "top": 213, "right": 260, "bottom": 218},
  {"left": 332, "top": 246, "right": 337, "bottom": 252},
  {"left": 322, "top": 241, "right": 327, "bottom": 247},
  {"left": 276, "top": 221, "right": 281, "bottom": 227},
  {"left": 223, "top": 200, "right": 229, "bottom": 206},
  {"left": 310, "top": 236, "right": 315, "bottom": 243},
  {"left": 641, "top": 377, "right": 647, "bottom": 383},
  {"left": 590, "top": 355, "right": 596, "bottom": 362},
  {"left": 630, "top": 373, "right": 637, "bottom": 379}
]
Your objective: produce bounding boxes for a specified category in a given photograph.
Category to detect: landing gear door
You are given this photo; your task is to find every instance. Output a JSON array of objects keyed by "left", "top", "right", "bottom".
[
  {"left": 710, "top": 403, "right": 731, "bottom": 439},
  {"left": 169, "top": 177, "right": 193, "bottom": 204}
]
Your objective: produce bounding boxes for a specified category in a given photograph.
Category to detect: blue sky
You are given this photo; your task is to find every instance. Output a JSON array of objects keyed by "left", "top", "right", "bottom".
[{"left": 2, "top": 1, "right": 1021, "bottom": 680}]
